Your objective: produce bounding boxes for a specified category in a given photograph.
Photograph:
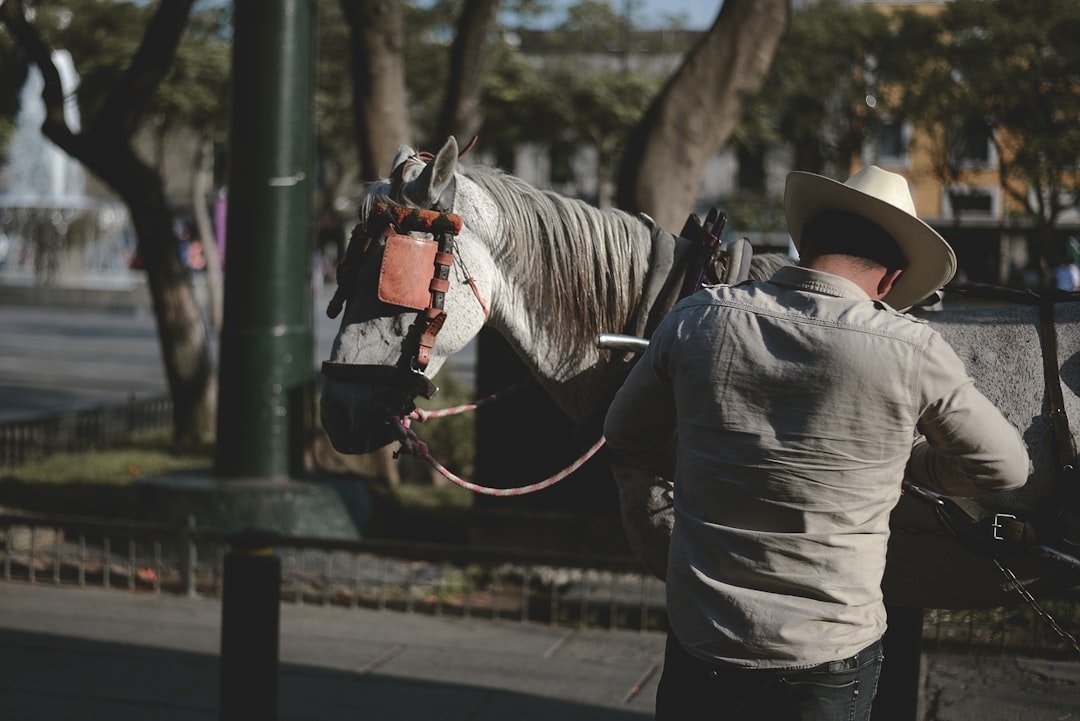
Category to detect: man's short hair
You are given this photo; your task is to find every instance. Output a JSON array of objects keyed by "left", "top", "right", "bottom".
[{"left": 800, "top": 210, "right": 908, "bottom": 271}]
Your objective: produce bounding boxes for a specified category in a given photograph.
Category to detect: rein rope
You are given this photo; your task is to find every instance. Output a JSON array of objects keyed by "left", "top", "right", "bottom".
[
  {"left": 395, "top": 417, "right": 606, "bottom": 497},
  {"left": 390, "top": 374, "right": 606, "bottom": 495}
]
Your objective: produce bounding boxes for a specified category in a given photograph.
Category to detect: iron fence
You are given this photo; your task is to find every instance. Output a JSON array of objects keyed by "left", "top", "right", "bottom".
[
  {"left": 0, "top": 510, "right": 669, "bottom": 632},
  {"left": 0, "top": 395, "right": 172, "bottom": 467},
  {"left": 1, "top": 510, "right": 1078, "bottom": 653}
]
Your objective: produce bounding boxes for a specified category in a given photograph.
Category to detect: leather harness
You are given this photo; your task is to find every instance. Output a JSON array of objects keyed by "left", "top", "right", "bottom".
[
  {"left": 322, "top": 200, "right": 464, "bottom": 398},
  {"left": 913, "top": 284, "right": 1080, "bottom": 553}
]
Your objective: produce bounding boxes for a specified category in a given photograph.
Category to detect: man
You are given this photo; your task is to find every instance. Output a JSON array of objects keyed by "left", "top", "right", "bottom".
[{"left": 604, "top": 166, "right": 1029, "bottom": 721}]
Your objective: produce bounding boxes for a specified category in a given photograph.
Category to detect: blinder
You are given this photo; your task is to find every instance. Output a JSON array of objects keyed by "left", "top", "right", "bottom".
[{"left": 378, "top": 231, "right": 440, "bottom": 310}]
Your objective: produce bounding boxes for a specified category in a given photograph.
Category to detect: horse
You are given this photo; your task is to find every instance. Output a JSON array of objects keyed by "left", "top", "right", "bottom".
[{"left": 320, "top": 135, "right": 1080, "bottom": 613}]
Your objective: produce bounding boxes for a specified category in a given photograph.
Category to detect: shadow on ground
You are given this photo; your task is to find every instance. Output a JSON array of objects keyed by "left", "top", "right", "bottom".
[{"left": 0, "top": 628, "right": 652, "bottom": 721}]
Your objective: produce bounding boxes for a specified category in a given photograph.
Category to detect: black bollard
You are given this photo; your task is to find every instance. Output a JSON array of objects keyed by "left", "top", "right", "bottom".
[
  {"left": 871, "top": 606, "right": 924, "bottom": 721},
  {"left": 219, "top": 528, "right": 282, "bottom": 721}
]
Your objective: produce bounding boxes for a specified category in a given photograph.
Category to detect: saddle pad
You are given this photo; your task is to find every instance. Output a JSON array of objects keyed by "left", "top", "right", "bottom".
[{"left": 378, "top": 232, "right": 438, "bottom": 310}]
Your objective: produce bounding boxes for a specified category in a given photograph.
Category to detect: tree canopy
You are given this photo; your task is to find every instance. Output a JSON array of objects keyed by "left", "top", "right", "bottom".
[{"left": 884, "top": 0, "right": 1080, "bottom": 237}]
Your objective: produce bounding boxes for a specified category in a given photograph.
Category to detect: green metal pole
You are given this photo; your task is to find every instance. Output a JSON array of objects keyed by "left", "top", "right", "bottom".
[{"left": 215, "top": 0, "right": 315, "bottom": 480}]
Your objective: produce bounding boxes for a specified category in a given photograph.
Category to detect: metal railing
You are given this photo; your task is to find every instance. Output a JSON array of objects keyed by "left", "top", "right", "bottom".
[
  {"left": 0, "top": 510, "right": 669, "bottom": 632},
  {"left": 1, "top": 512, "right": 1077, "bottom": 653},
  {"left": 0, "top": 395, "right": 172, "bottom": 467}
]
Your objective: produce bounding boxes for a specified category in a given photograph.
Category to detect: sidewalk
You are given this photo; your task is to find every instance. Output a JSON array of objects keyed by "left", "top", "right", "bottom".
[
  {"left": 3, "top": 583, "right": 1080, "bottom": 721},
  {"left": 0, "top": 582, "right": 663, "bottom": 721}
]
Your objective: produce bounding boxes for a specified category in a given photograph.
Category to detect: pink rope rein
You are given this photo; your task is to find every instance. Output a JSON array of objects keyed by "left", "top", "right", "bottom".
[
  {"left": 394, "top": 418, "right": 605, "bottom": 496},
  {"left": 393, "top": 378, "right": 604, "bottom": 495},
  {"left": 406, "top": 378, "right": 530, "bottom": 422}
]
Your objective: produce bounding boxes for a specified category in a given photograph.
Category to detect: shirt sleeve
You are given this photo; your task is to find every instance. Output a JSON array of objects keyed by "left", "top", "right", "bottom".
[
  {"left": 603, "top": 317, "right": 679, "bottom": 479},
  {"left": 907, "top": 332, "right": 1030, "bottom": 496}
]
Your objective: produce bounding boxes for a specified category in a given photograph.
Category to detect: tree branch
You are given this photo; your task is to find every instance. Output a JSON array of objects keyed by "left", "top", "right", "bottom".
[
  {"left": 430, "top": 0, "right": 500, "bottom": 149},
  {"left": 92, "top": 0, "right": 195, "bottom": 141},
  {"left": 0, "top": 0, "right": 79, "bottom": 153},
  {"left": 616, "top": 0, "right": 788, "bottom": 230}
]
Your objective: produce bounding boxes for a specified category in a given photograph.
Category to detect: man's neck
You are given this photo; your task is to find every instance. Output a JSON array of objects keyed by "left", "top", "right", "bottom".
[{"left": 802, "top": 254, "right": 891, "bottom": 300}]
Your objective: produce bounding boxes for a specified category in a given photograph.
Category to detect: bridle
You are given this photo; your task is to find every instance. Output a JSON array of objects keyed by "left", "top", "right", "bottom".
[{"left": 321, "top": 163, "right": 488, "bottom": 400}]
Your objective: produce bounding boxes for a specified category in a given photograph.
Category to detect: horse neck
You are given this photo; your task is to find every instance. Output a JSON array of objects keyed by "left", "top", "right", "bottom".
[{"left": 467, "top": 170, "right": 657, "bottom": 420}]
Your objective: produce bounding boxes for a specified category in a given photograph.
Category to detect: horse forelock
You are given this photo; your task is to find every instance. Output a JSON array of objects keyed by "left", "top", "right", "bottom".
[{"left": 463, "top": 166, "right": 651, "bottom": 364}]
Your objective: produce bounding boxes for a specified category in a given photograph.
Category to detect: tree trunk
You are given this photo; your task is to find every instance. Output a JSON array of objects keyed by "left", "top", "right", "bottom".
[
  {"left": 193, "top": 133, "right": 223, "bottom": 331},
  {"left": 342, "top": 0, "right": 410, "bottom": 180},
  {"left": 428, "top": 0, "right": 501, "bottom": 151},
  {"left": 100, "top": 149, "right": 217, "bottom": 442},
  {"left": 616, "top": 0, "right": 788, "bottom": 232},
  {"left": 1, "top": 0, "right": 217, "bottom": 442}
]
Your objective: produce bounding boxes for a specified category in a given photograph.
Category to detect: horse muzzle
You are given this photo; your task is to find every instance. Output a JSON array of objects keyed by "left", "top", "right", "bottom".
[{"left": 319, "top": 363, "right": 438, "bottom": 455}]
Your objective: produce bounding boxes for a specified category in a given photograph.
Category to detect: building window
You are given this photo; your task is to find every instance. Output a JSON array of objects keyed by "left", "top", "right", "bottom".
[
  {"left": 953, "top": 118, "right": 994, "bottom": 168},
  {"left": 943, "top": 186, "right": 998, "bottom": 219},
  {"left": 874, "top": 120, "right": 908, "bottom": 165}
]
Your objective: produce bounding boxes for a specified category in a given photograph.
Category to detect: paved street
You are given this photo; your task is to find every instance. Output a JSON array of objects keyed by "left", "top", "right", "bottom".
[
  {"left": 0, "top": 303, "right": 169, "bottom": 422},
  {"left": 0, "top": 284, "right": 474, "bottom": 423},
  {"left": 0, "top": 582, "right": 663, "bottom": 721}
]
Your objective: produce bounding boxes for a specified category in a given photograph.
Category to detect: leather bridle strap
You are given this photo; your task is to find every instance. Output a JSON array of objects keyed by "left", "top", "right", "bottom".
[{"left": 415, "top": 219, "right": 456, "bottom": 370}]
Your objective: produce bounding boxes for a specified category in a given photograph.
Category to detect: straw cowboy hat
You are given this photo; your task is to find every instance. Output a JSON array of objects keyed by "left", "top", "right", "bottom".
[{"left": 785, "top": 165, "right": 957, "bottom": 310}]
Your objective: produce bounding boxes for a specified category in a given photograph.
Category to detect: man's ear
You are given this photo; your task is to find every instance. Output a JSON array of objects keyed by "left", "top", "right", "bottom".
[{"left": 878, "top": 268, "right": 903, "bottom": 298}]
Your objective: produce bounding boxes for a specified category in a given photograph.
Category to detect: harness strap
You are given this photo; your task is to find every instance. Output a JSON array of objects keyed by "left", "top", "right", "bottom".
[
  {"left": 411, "top": 227, "right": 458, "bottom": 371},
  {"left": 905, "top": 285, "right": 1080, "bottom": 552},
  {"left": 938, "top": 493, "right": 1038, "bottom": 546},
  {"left": 1039, "top": 299, "right": 1079, "bottom": 481},
  {"left": 417, "top": 310, "right": 446, "bottom": 370}
]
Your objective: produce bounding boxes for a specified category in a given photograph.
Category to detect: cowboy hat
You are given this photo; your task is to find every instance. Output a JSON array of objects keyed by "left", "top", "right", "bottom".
[{"left": 785, "top": 165, "right": 957, "bottom": 310}]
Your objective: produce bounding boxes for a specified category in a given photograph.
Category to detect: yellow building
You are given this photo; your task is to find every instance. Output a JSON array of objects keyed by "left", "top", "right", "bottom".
[{"left": 851, "top": 0, "right": 1077, "bottom": 287}]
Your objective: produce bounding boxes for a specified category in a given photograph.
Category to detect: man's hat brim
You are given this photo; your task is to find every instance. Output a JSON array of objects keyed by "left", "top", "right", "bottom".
[{"left": 785, "top": 169, "right": 956, "bottom": 310}]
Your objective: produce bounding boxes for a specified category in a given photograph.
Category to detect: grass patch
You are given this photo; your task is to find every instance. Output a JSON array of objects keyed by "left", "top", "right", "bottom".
[
  {"left": 0, "top": 429, "right": 213, "bottom": 519},
  {"left": 0, "top": 426, "right": 474, "bottom": 531},
  {"left": 3, "top": 429, "right": 213, "bottom": 486}
]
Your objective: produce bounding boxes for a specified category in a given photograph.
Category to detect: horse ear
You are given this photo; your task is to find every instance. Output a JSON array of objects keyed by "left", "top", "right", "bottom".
[
  {"left": 389, "top": 145, "right": 415, "bottom": 177},
  {"left": 402, "top": 136, "right": 458, "bottom": 209}
]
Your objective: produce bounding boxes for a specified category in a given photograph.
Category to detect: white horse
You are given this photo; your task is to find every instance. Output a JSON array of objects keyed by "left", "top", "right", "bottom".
[{"left": 320, "top": 136, "right": 1080, "bottom": 611}]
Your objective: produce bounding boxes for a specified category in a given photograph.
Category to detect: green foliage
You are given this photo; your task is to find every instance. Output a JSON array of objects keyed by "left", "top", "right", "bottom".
[
  {"left": 314, "top": 2, "right": 353, "bottom": 151},
  {"left": 480, "top": 1, "right": 663, "bottom": 194},
  {"left": 157, "top": 4, "right": 230, "bottom": 131},
  {"left": 737, "top": 0, "right": 892, "bottom": 178},
  {"left": 2, "top": 429, "right": 212, "bottom": 486},
  {"left": 885, "top": 0, "right": 1080, "bottom": 232},
  {"left": 413, "top": 368, "right": 477, "bottom": 479},
  {"left": 403, "top": 1, "right": 459, "bottom": 150},
  {"left": 18, "top": 0, "right": 231, "bottom": 146}
]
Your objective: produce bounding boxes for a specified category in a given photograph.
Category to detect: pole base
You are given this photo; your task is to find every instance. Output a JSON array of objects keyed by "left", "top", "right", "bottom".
[{"left": 135, "top": 470, "right": 370, "bottom": 539}]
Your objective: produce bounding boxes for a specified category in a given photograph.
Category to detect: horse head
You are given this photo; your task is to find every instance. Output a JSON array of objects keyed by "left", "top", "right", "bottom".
[{"left": 320, "top": 136, "right": 495, "bottom": 454}]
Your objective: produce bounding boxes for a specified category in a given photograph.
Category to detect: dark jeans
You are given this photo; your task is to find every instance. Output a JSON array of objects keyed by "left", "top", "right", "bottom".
[{"left": 655, "top": 633, "right": 884, "bottom": 721}]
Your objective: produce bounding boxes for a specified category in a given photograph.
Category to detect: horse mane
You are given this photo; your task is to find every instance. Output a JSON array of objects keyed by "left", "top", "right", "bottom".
[
  {"left": 354, "top": 161, "right": 793, "bottom": 365},
  {"left": 462, "top": 165, "right": 653, "bottom": 362}
]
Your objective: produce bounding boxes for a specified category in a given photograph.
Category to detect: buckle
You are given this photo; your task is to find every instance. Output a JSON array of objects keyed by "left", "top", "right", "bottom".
[{"left": 992, "top": 513, "right": 1017, "bottom": 541}]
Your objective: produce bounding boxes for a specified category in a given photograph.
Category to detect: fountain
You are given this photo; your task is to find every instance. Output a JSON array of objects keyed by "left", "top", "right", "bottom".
[{"left": 0, "top": 49, "right": 133, "bottom": 289}]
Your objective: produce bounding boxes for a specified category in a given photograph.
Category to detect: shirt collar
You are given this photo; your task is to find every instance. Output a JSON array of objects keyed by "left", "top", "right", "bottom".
[{"left": 769, "top": 265, "right": 872, "bottom": 302}]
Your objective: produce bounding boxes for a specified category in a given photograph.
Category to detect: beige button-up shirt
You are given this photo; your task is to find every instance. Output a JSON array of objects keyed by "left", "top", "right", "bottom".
[{"left": 604, "top": 265, "right": 1029, "bottom": 668}]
